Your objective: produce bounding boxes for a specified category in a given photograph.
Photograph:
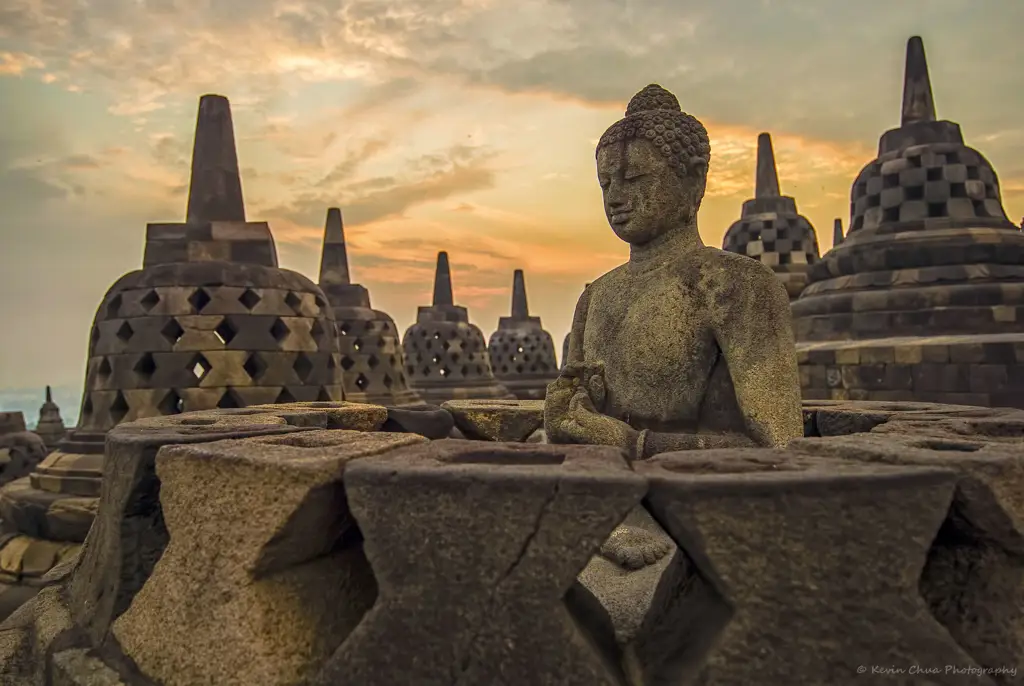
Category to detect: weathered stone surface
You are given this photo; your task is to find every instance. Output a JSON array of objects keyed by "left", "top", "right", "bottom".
[
  {"left": 315, "top": 439, "right": 646, "bottom": 686},
  {"left": 113, "top": 429, "right": 424, "bottom": 686},
  {"left": 791, "top": 432, "right": 1024, "bottom": 677},
  {"left": 51, "top": 649, "right": 127, "bottom": 686},
  {"left": 0, "top": 432, "right": 47, "bottom": 488},
  {"left": 0, "top": 585, "right": 76, "bottom": 684},
  {"left": 380, "top": 404, "right": 454, "bottom": 439},
  {"left": 631, "top": 450, "right": 981, "bottom": 685},
  {"left": 442, "top": 399, "right": 545, "bottom": 442},
  {"left": 487, "top": 270, "right": 559, "bottom": 399}
]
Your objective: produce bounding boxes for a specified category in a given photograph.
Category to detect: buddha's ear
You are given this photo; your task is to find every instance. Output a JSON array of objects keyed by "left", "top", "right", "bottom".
[{"left": 688, "top": 155, "right": 709, "bottom": 178}]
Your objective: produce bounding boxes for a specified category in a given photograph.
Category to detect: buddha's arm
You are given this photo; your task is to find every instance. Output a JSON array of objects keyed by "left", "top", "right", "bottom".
[{"left": 710, "top": 268, "right": 805, "bottom": 448}]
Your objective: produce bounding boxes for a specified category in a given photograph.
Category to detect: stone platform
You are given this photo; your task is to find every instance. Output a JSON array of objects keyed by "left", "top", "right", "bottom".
[{"left": 1, "top": 399, "right": 1022, "bottom": 685}]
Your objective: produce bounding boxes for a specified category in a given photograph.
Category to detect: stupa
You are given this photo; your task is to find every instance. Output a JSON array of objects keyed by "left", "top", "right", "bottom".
[
  {"left": 832, "top": 218, "right": 845, "bottom": 249},
  {"left": 402, "top": 252, "right": 513, "bottom": 404},
  {"left": 793, "top": 37, "right": 1024, "bottom": 407},
  {"left": 722, "top": 132, "right": 821, "bottom": 299},
  {"left": 487, "top": 270, "right": 559, "bottom": 399},
  {"left": 560, "top": 282, "right": 591, "bottom": 370},
  {"left": 317, "top": 207, "right": 422, "bottom": 406},
  {"left": 0, "top": 94, "right": 344, "bottom": 599},
  {"left": 32, "top": 387, "right": 67, "bottom": 450}
]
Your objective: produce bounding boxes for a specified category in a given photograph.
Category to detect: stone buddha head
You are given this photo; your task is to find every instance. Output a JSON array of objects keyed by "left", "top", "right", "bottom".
[{"left": 596, "top": 84, "right": 711, "bottom": 246}]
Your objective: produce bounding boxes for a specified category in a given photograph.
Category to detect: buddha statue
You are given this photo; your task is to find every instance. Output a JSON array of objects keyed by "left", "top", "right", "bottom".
[{"left": 546, "top": 84, "right": 804, "bottom": 457}]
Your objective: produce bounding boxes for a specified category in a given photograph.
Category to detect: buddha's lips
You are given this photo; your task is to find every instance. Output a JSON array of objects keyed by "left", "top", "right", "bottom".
[{"left": 610, "top": 211, "right": 632, "bottom": 225}]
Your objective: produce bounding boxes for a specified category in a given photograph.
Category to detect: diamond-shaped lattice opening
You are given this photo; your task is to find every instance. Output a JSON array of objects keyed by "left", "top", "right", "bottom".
[
  {"left": 140, "top": 289, "right": 160, "bottom": 312},
  {"left": 97, "top": 357, "right": 112, "bottom": 379},
  {"left": 276, "top": 387, "right": 297, "bottom": 404},
  {"left": 310, "top": 319, "right": 325, "bottom": 339},
  {"left": 364, "top": 320, "right": 375, "bottom": 332},
  {"left": 314, "top": 295, "right": 327, "bottom": 311},
  {"left": 190, "top": 353, "right": 212, "bottom": 382},
  {"left": 327, "top": 355, "right": 337, "bottom": 370},
  {"left": 242, "top": 353, "right": 266, "bottom": 381},
  {"left": 422, "top": 366, "right": 431, "bottom": 376},
  {"left": 161, "top": 318, "right": 185, "bottom": 346},
  {"left": 133, "top": 353, "right": 156, "bottom": 378},
  {"left": 109, "top": 391, "right": 130, "bottom": 425},
  {"left": 367, "top": 355, "right": 380, "bottom": 369},
  {"left": 285, "top": 291, "right": 303, "bottom": 314},
  {"left": 440, "top": 366, "right": 451, "bottom": 377},
  {"left": 116, "top": 321, "right": 134, "bottom": 343},
  {"left": 383, "top": 374, "right": 393, "bottom": 388},
  {"left": 217, "top": 389, "right": 242, "bottom": 409},
  {"left": 339, "top": 323, "right": 350, "bottom": 336},
  {"left": 157, "top": 390, "right": 183, "bottom": 415},
  {"left": 239, "top": 288, "right": 262, "bottom": 311},
  {"left": 353, "top": 338, "right": 363, "bottom": 352},
  {"left": 340, "top": 356, "right": 355, "bottom": 371},
  {"left": 89, "top": 326, "right": 100, "bottom": 354},
  {"left": 355, "top": 373, "right": 369, "bottom": 390},
  {"left": 451, "top": 352, "right": 461, "bottom": 363},
  {"left": 188, "top": 288, "right": 212, "bottom": 314},
  {"left": 433, "top": 332, "right": 441, "bottom": 340},
  {"left": 105, "top": 293, "right": 123, "bottom": 319},
  {"left": 293, "top": 352, "right": 315, "bottom": 382},
  {"left": 81, "top": 396, "right": 94, "bottom": 418},
  {"left": 317, "top": 387, "right": 332, "bottom": 401},
  {"left": 214, "top": 317, "right": 237, "bottom": 346},
  {"left": 432, "top": 355, "right": 441, "bottom": 364},
  {"left": 270, "top": 318, "right": 290, "bottom": 343}
]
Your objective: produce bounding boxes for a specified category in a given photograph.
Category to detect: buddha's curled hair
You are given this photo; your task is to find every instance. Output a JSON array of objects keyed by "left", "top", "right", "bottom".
[{"left": 597, "top": 84, "right": 711, "bottom": 177}]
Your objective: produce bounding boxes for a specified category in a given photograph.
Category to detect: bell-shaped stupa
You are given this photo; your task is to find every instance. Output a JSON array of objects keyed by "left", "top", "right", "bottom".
[
  {"left": 487, "top": 270, "right": 558, "bottom": 399},
  {"left": 32, "top": 386, "right": 67, "bottom": 450},
  {"left": 722, "top": 133, "right": 821, "bottom": 299},
  {"left": 402, "top": 252, "right": 513, "bottom": 403},
  {"left": 792, "top": 37, "right": 1024, "bottom": 407},
  {"left": 318, "top": 207, "right": 422, "bottom": 406},
  {"left": 0, "top": 94, "right": 345, "bottom": 597}
]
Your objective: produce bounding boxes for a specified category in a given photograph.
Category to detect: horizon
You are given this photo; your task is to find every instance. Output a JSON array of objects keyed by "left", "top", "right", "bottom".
[{"left": 2, "top": 0, "right": 1023, "bottom": 424}]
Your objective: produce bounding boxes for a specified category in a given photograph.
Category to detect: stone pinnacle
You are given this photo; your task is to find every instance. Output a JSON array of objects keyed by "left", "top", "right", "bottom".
[
  {"left": 901, "top": 36, "right": 937, "bottom": 126},
  {"left": 186, "top": 94, "right": 246, "bottom": 224},
  {"left": 432, "top": 251, "right": 454, "bottom": 307},
  {"left": 755, "top": 132, "right": 781, "bottom": 198},
  {"left": 511, "top": 269, "right": 529, "bottom": 318},
  {"left": 318, "top": 207, "right": 351, "bottom": 286},
  {"left": 45, "top": 385, "right": 53, "bottom": 404},
  {"left": 833, "top": 218, "right": 844, "bottom": 246}
]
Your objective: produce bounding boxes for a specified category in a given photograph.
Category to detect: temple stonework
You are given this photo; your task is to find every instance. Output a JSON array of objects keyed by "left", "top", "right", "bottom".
[
  {"left": 317, "top": 208, "right": 422, "bottom": 406},
  {"left": 487, "top": 270, "right": 559, "bottom": 399},
  {"left": 722, "top": 132, "right": 821, "bottom": 299},
  {"left": 832, "top": 218, "right": 845, "bottom": 248},
  {"left": 32, "top": 386, "right": 67, "bottom": 450},
  {"left": 0, "top": 94, "right": 344, "bottom": 597},
  {"left": 793, "top": 37, "right": 1024, "bottom": 407},
  {"left": 402, "top": 252, "right": 513, "bottom": 404}
]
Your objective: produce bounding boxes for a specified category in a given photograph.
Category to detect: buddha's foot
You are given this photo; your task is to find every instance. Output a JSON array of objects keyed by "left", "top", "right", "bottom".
[{"left": 600, "top": 525, "right": 672, "bottom": 570}]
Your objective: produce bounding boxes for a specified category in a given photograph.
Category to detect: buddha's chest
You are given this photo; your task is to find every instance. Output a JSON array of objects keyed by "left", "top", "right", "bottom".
[{"left": 582, "top": 278, "right": 719, "bottom": 391}]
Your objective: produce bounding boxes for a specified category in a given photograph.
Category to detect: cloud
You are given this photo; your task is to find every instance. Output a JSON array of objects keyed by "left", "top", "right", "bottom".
[{"left": 0, "top": 50, "right": 44, "bottom": 75}]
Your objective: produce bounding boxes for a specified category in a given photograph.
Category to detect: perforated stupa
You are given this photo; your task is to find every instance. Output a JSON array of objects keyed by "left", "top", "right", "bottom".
[
  {"left": 402, "top": 252, "right": 513, "bottom": 404},
  {"left": 487, "top": 270, "right": 558, "bottom": 399},
  {"left": 0, "top": 94, "right": 344, "bottom": 594},
  {"left": 317, "top": 207, "right": 422, "bottom": 406},
  {"left": 793, "top": 37, "right": 1024, "bottom": 407},
  {"left": 722, "top": 133, "right": 820, "bottom": 299}
]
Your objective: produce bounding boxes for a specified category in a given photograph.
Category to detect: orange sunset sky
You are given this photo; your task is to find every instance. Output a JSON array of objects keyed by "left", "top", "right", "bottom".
[{"left": 1, "top": 0, "right": 1022, "bottom": 422}]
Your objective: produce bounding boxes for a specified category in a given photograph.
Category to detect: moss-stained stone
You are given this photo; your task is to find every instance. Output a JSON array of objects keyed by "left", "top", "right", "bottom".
[{"left": 441, "top": 399, "right": 544, "bottom": 442}]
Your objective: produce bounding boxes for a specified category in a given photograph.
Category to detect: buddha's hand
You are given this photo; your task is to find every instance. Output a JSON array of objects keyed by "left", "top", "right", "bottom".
[
  {"left": 544, "top": 361, "right": 606, "bottom": 441},
  {"left": 561, "top": 388, "right": 639, "bottom": 456},
  {"left": 600, "top": 525, "right": 673, "bottom": 570}
]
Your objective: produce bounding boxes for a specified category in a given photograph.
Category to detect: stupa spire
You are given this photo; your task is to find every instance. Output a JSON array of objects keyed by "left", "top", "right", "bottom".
[
  {"left": 185, "top": 94, "right": 246, "bottom": 224},
  {"left": 833, "top": 218, "right": 844, "bottom": 246},
  {"left": 45, "top": 385, "right": 53, "bottom": 404},
  {"left": 755, "top": 132, "right": 781, "bottom": 198},
  {"left": 432, "top": 251, "right": 454, "bottom": 306},
  {"left": 511, "top": 269, "right": 529, "bottom": 318},
  {"left": 901, "top": 36, "right": 937, "bottom": 126},
  {"left": 318, "top": 207, "right": 351, "bottom": 286}
]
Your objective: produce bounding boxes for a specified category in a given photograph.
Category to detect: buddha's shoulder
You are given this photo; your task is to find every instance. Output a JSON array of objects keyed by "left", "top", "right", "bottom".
[{"left": 682, "top": 247, "right": 781, "bottom": 287}]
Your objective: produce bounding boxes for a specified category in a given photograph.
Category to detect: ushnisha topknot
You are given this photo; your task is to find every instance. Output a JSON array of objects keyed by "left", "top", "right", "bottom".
[{"left": 597, "top": 83, "right": 711, "bottom": 177}]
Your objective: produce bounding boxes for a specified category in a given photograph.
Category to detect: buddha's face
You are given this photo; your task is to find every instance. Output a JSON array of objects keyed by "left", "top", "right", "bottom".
[{"left": 596, "top": 138, "right": 706, "bottom": 246}]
